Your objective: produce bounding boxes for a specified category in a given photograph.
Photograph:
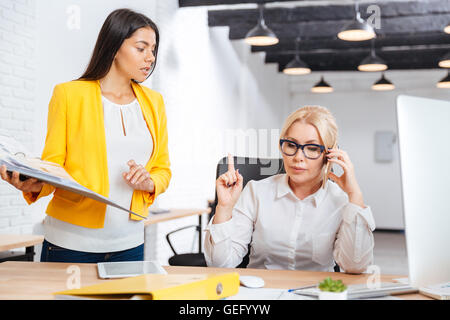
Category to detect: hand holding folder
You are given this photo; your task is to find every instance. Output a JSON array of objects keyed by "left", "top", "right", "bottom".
[
  {"left": 0, "top": 134, "right": 146, "bottom": 219},
  {"left": 54, "top": 272, "right": 240, "bottom": 300}
]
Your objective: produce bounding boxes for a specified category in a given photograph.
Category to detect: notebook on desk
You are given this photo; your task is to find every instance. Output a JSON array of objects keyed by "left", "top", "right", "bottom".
[
  {"left": 293, "top": 282, "right": 417, "bottom": 299},
  {"left": 419, "top": 282, "right": 450, "bottom": 300}
]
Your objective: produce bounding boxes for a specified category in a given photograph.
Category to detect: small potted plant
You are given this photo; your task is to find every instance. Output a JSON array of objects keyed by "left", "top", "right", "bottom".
[{"left": 318, "top": 277, "right": 348, "bottom": 300}]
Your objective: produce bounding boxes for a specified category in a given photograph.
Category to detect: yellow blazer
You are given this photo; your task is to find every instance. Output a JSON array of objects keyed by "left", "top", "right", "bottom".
[{"left": 23, "top": 80, "right": 171, "bottom": 228}]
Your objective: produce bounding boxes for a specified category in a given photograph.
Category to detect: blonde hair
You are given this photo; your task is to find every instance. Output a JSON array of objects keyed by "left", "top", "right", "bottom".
[{"left": 279, "top": 105, "right": 338, "bottom": 188}]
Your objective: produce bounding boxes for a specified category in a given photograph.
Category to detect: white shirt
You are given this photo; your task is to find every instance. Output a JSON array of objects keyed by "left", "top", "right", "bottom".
[
  {"left": 204, "top": 174, "right": 376, "bottom": 273},
  {"left": 44, "top": 96, "right": 153, "bottom": 253}
]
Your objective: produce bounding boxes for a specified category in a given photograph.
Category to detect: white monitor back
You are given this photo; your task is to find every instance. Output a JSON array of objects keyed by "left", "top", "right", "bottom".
[{"left": 396, "top": 95, "right": 450, "bottom": 288}]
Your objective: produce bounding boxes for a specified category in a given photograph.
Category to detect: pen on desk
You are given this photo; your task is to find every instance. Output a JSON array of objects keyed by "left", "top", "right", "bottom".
[{"left": 288, "top": 284, "right": 317, "bottom": 292}]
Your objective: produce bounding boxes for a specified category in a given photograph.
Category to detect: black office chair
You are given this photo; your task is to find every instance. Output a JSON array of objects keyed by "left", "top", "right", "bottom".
[
  {"left": 166, "top": 224, "right": 206, "bottom": 267},
  {"left": 166, "top": 156, "right": 284, "bottom": 267},
  {"left": 166, "top": 155, "right": 340, "bottom": 272}
]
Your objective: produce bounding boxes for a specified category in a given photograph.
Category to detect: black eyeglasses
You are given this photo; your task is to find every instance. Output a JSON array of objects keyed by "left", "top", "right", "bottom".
[{"left": 279, "top": 139, "right": 326, "bottom": 159}]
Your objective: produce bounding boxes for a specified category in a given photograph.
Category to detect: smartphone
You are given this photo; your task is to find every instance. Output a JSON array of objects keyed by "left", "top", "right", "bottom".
[
  {"left": 6, "top": 170, "right": 29, "bottom": 181},
  {"left": 323, "top": 144, "right": 336, "bottom": 186}
]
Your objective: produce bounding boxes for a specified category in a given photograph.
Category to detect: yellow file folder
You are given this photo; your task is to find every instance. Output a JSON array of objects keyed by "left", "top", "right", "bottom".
[{"left": 54, "top": 272, "right": 240, "bottom": 300}]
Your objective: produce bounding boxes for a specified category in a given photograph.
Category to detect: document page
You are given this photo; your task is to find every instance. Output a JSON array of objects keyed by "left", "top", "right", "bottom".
[{"left": 0, "top": 135, "right": 146, "bottom": 219}]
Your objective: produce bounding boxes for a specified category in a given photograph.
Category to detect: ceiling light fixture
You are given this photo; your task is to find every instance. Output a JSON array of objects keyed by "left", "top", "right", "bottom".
[
  {"left": 444, "top": 24, "right": 450, "bottom": 34},
  {"left": 358, "top": 40, "right": 387, "bottom": 71},
  {"left": 311, "top": 76, "right": 333, "bottom": 93},
  {"left": 245, "top": 4, "right": 279, "bottom": 46},
  {"left": 338, "top": 2, "right": 376, "bottom": 41},
  {"left": 438, "top": 52, "right": 450, "bottom": 68},
  {"left": 283, "top": 37, "right": 311, "bottom": 75},
  {"left": 372, "top": 73, "right": 395, "bottom": 91},
  {"left": 437, "top": 71, "right": 450, "bottom": 88}
]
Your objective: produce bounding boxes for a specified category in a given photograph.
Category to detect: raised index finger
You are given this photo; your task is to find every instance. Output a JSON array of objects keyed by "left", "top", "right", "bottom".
[
  {"left": 227, "top": 154, "right": 235, "bottom": 172},
  {"left": 127, "top": 160, "right": 138, "bottom": 168}
]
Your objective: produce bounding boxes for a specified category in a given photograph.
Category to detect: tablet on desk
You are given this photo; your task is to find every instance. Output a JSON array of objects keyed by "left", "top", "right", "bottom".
[
  {"left": 149, "top": 208, "right": 170, "bottom": 214},
  {"left": 97, "top": 261, "right": 167, "bottom": 279}
]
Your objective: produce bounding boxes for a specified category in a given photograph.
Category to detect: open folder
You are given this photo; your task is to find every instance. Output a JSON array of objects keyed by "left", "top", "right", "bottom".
[
  {"left": 54, "top": 273, "right": 240, "bottom": 300},
  {"left": 0, "top": 134, "right": 146, "bottom": 219}
]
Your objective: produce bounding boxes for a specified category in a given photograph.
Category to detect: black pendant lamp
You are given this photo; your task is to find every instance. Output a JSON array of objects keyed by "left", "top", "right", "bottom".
[
  {"left": 311, "top": 76, "right": 333, "bottom": 93},
  {"left": 438, "top": 52, "right": 450, "bottom": 68},
  {"left": 372, "top": 73, "right": 395, "bottom": 91},
  {"left": 358, "top": 40, "right": 387, "bottom": 72},
  {"left": 437, "top": 71, "right": 450, "bottom": 89},
  {"left": 245, "top": 4, "right": 279, "bottom": 46},
  {"left": 283, "top": 37, "right": 311, "bottom": 75},
  {"left": 445, "top": 23, "right": 450, "bottom": 34},
  {"left": 338, "top": 2, "right": 376, "bottom": 41}
]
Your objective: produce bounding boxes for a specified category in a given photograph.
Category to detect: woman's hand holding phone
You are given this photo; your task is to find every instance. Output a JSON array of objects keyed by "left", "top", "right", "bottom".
[{"left": 325, "top": 148, "right": 365, "bottom": 208}]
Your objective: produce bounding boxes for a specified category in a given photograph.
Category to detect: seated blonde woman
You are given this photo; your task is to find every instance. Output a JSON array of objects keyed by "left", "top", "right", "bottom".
[{"left": 204, "top": 106, "right": 375, "bottom": 273}]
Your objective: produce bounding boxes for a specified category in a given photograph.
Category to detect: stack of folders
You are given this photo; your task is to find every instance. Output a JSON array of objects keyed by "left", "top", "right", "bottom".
[{"left": 54, "top": 272, "right": 240, "bottom": 300}]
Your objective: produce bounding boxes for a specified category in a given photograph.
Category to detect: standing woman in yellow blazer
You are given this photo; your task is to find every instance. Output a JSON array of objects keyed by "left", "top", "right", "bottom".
[{"left": 0, "top": 9, "right": 171, "bottom": 263}]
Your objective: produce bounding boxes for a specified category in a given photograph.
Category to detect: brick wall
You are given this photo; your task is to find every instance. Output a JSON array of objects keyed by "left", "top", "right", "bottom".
[{"left": 0, "top": 0, "right": 37, "bottom": 235}]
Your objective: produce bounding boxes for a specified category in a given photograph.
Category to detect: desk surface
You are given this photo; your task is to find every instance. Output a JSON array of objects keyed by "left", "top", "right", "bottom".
[
  {"left": 0, "top": 261, "right": 429, "bottom": 300},
  {"left": 144, "top": 208, "right": 210, "bottom": 226},
  {"left": 0, "top": 234, "right": 44, "bottom": 251}
]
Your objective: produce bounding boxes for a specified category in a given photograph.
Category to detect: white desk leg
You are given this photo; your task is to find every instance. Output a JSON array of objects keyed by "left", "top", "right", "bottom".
[{"left": 144, "top": 224, "right": 158, "bottom": 261}]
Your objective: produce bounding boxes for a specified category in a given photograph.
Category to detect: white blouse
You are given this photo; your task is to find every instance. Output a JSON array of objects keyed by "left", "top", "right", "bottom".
[
  {"left": 204, "top": 174, "right": 376, "bottom": 273},
  {"left": 43, "top": 96, "right": 153, "bottom": 253}
]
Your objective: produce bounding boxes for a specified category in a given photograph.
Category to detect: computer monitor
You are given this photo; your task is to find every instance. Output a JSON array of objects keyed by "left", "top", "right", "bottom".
[{"left": 396, "top": 95, "right": 450, "bottom": 288}]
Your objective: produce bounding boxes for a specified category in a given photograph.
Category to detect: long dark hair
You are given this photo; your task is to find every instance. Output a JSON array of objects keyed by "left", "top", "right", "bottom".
[{"left": 78, "top": 8, "right": 159, "bottom": 82}]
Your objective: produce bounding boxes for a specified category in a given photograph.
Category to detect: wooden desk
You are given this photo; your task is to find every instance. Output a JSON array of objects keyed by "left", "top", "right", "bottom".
[
  {"left": 0, "top": 234, "right": 44, "bottom": 263},
  {"left": 0, "top": 261, "right": 429, "bottom": 300},
  {"left": 144, "top": 208, "right": 211, "bottom": 226}
]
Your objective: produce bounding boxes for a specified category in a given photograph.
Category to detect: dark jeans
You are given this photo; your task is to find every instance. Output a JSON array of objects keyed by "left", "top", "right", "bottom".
[{"left": 40, "top": 239, "right": 144, "bottom": 263}]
